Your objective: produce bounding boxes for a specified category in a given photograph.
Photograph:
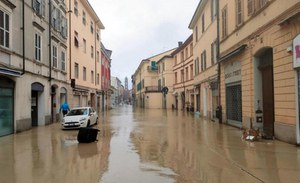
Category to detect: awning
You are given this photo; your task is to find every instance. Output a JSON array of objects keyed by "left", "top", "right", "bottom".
[
  {"left": 219, "top": 44, "right": 247, "bottom": 62},
  {"left": 0, "top": 67, "right": 22, "bottom": 77}
]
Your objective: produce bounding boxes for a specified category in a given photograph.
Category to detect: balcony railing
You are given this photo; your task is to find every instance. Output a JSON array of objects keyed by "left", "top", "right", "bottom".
[
  {"left": 145, "top": 86, "right": 162, "bottom": 92},
  {"left": 147, "top": 65, "right": 158, "bottom": 71}
]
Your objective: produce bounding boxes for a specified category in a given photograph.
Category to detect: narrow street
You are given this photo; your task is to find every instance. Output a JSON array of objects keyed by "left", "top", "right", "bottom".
[{"left": 1, "top": 105, "right": 300, "bottom": 183}]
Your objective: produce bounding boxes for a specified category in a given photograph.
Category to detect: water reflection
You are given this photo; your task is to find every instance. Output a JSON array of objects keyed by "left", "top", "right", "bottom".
[{"left": 1, "top": 106, "right": 300, "bottom": 183}]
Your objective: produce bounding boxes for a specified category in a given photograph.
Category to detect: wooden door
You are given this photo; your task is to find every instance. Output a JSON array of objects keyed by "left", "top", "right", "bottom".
[{"left": 262, "top": 66, "right": 274, "bottom": 138}]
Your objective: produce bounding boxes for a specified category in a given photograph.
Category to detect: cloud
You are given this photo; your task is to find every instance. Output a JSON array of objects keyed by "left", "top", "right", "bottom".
[{"left": 89, "top": 0, "right": 199, "bottom": 87}]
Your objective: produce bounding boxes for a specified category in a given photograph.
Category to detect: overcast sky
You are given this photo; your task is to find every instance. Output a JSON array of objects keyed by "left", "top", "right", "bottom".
[{"left": 89, "top": 0, "right": 199, "bottom": 88}]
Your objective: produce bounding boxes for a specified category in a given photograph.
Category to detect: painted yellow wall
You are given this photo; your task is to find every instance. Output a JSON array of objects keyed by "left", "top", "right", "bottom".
[{"left": 67, "top": 0, "right": 102, "bottom": 90}]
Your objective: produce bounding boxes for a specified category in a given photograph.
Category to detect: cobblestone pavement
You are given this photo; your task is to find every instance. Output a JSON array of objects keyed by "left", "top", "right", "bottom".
[{"left": 1, "top": 105, "right": 300, "bottom": 183}]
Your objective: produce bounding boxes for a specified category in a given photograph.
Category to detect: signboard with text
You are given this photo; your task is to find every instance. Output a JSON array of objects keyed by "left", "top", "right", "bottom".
[{"left": 293, "top": 34, "right": 300, "bottom": 68}]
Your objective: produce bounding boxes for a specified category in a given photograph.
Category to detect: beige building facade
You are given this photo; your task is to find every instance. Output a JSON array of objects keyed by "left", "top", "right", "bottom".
[
  {"left": 132, "top": 49, "right": 175, "bottom": 109},
  {"left": 189, "top": 0, "right": 219, "bottom": 120},
  {"left": 67, "top": 0, "right": 104, "bottom": 109},
  {"left": 218, "top": 0, "right": 300, "bottom": 143},
  {"left": 0, "top": 0, "right": 71, "bottom": 136},
  {"left": 172, "top": 36, "right": 194, "bottom": 111}
]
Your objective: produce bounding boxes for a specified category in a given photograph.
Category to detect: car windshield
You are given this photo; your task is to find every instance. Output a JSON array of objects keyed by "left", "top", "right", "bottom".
[{"left": 66, "top": 109, "right": 88, "bottom": 116}]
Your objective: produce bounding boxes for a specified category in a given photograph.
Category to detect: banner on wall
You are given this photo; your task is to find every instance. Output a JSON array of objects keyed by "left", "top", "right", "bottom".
[{"left": 293, "top": 34, "right": 300, "bottom": 68}]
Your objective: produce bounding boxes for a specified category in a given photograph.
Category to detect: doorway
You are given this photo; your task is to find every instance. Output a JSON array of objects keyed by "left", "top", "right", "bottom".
[
  {"left": 31, "top": 82, "right": 44, "bottom": 127},
  {"left": 31, "top": 91, "right": 38, "bottom": 126},
  {"left": 255, "top": 48, "right": 274, "bottom": 138}
]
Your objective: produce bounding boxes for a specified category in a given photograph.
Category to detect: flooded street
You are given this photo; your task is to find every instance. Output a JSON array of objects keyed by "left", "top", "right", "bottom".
[{"left": 1, "top": 105, "right": 300, "bottom": 183}]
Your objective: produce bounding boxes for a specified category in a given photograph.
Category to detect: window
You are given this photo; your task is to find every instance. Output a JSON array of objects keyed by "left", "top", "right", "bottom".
[
  {"left": 195, "top": 26, "right": 198, "bottom": 42},
  {"left": 91, "top": 70, "right": 94, "bottom": 83},
  {"left": 186, "top": 67, "right": 189, "bottom": 81},
  {"left": 97, "top": 51, "right": 100, "bottom": 62},
  {"left": 247, "top": 0, "right": 254, "bottom": 15},
  {"left": 190, "top": 44, "right": 193, "bottom": 56},
  {"left": 222, "top": 6, "right": 228, "bottom": 39},
  {"left": 74, "top": 31, "right": 79, "bottom": 47},
  {"left": 175, "top": 55, "right": 177, "bottom": 65},
  {"left": 61, "top": 50, "right": 66, "bottom": 71},
  {"left": 83, "top": 67, "right": 86, "bottom": 81},
  {"left": 236, "top": 0, "right": 243, "bottom": 26},
  {"left": 96, "top": 30, "right": 99, "bottom": 40},
  {"left": 181, "top": 51, "right": 184, "bottom": 62},
  {"left": 34, "top": 32, "right": 41, "bottom": 61},
  {"left": 74, "top": 0, "right": 78, "bottom": 16},
  {"left": 90, "top": 21, "right": 94, "bottom": 34},
  {"left": 202, "top": 14, "right": 205, "bottom": 33},
  {"left": 75, "top": 63, "right": 79, "bottom": 79},
  {"left": 83, "top": 39, "right": 86, "bottom": 53},
  {"left": 175, "top": 72, "right": 178, "bottom": 84},
  {"left": 61, "top": 17, "right": 68, "bottom": 38},
  {"left": 162, "top": 63, "right": 165, "bottom": 71},
  {"left": 82, "top": 11, "right": 86, "bottom": 25},
  {"left": 185, "top": 47, "right": 188, "bottom": 59},
  {"left": 211, "top": 0, "right": 217, "bottom": 22},
  {"left": 97, "top": 74, "right": 100, "bottom": 84},
  {"left": 201, "top": 50, "right": 207, "bottom": 71},
  {"left": 52, "top": 45, "right": 57, "bottom": 68},
  {"left": 211, "top": 41, "right": 217, "bottom": 66},
  {"left": 195, "top": 58, "right": 200, "bottom": 75},
  {"left": 33, "top": 0, "right": 45, "bottom": 17},
  {"left": 190, "top": 65, "right": 193, "bottom": 79},
  {"left": 91, "top": 46, "right": 94, "bottom": 58},
  {"left": 0, "top": 10, "right": 9, "bottom": 48},
  {"left": 51, "top": 6, "right": 59, "bottom": 30},
  {"left": 181, "top": 69, "right": 184, "bottom": 82}
]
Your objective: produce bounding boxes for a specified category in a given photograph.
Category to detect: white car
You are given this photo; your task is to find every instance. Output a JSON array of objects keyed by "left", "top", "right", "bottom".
[{"left": 61, "top": 107, "right": 98, "bottom": 129}]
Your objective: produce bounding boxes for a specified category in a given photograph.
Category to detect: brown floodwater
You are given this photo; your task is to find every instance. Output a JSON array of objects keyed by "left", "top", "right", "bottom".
[{"left": 1, "top": 105, "right": 300, "bottom": 183}]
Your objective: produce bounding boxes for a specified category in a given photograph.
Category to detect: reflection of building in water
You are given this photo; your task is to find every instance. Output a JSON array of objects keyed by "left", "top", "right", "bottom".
[{"left": 130, "top": 110, "right": 210, "bottom": 182}]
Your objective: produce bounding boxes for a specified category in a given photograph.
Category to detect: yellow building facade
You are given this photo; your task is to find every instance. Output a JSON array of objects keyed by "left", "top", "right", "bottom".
[
  {"left": 67, "top": 0, "right": 104, "bottom": 109},
  {"left": 132, "top": 49, "right": 175, "bottom": 109},
  {"left": 219, "top": 0, "right": 300, "bottom": 143},
  {"left": 189, "top": 0, "right": 219, "bottom": 120},
  {"left": 172, "top": 36, "right": 194, "bottom": 111}
]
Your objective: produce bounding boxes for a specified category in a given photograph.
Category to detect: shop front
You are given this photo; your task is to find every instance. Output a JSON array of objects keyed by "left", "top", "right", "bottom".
[
  {"left": 0, "top": 76, "right": 14, "bottom": 137},
  {"left": 224, "top": 61, "right": 242, "bottom": 128}
]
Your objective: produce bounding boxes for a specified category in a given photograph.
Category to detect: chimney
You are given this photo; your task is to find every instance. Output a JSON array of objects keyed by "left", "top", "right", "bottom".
[{"left": 178, "top": 41, "right": 183, "bottom": 47}]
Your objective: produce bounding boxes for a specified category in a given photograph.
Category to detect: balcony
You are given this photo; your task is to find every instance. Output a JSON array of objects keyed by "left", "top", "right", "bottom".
[
  {"left": 147, "top": 65, "right": 158, "bottom": 71},
  {"left": 145, "top": 86, "right": 162, "bottom": 93}
]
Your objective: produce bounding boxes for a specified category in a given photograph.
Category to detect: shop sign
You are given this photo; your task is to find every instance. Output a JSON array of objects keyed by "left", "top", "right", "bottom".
[
  {"left": 224, "top": 61, "right": 241, "bottom": 84},
  {"left": 293, "top": 34, "right": 300, "bottom": 68}
]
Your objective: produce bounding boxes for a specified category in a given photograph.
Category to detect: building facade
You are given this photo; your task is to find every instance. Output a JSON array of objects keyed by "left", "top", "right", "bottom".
[
  {"left": 218, "top": 0, "right": 300, "bottom": 143},
  {"left": 157, "top": 54, "right": 174, "bottom": 109},
  {"left": 172, "top": 36, "right": 194, "bottom": 111},
  {"left": 100, "top": 42, "right": 112, "bottom": 111},
  {"left": 189, "top": 0, "right": 219, "bottom": 120},
  {"left": 0, "top": 0, "right": 108, "bottom": 137},
  {"left": 0, "top": 0, "right": 70, "bottom": 136},
  {"left": 132, "top": 49, "right": 176, "bottom": 109},
  {"left": 110, "top": 76, "right": 122, "bottom": 107},
  {"left": 67, "top": 0, "right": 104, "bottom": 110}
]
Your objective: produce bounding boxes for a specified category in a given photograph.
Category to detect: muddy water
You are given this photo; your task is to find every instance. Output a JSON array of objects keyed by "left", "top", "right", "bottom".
[{"left": 1, "top": 105, "right": 300, "bottom": 183}]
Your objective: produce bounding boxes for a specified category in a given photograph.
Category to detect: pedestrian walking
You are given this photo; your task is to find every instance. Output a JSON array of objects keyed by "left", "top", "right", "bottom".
[{"left": 60, "top": 101, "right": 70, "bottom": 116}]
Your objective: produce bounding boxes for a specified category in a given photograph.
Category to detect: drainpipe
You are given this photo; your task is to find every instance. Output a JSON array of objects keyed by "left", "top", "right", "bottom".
[
  {"left": 216, "top": 0, "right": 222, "bottom": 123},
  {"left": 68, "top": 0, "right": 72, "bottom": 80},
  {"left": 48, "top": 0, "right": 52, "bottom": 81},
  {"left": 21, "top": 0, "right": 25, "bottom": 75}
]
